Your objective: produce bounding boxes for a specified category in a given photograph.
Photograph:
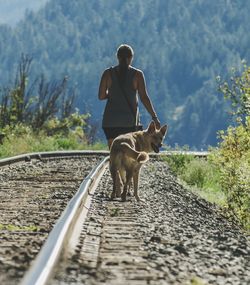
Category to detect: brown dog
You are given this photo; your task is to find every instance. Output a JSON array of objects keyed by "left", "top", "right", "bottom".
[{"left": 109, "top": 121, "right": 168, "bottom": 201}]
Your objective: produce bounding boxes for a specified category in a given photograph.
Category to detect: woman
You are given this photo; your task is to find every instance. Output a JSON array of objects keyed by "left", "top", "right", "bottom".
[{"left": 98, "top": 44, "right": 160, "bottom": 149}]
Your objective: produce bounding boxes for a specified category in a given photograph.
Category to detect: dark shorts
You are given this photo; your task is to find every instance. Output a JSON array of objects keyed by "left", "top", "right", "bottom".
[{"left": 103, "top": 127, "right": 137, "bottom": 140}]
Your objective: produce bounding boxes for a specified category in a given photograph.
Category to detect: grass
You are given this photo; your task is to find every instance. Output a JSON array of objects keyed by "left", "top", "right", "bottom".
[
  {"left": 188, "top": 277, "right": 208, "bottom": 285},
  {"left": 110, "top": 207, "right": 120, "bottom": 217},
  {"left": 0, "top": 223, "right": 40, "bottom": 232},
  {"left": 163, "top": 154, "right": 226, "bottom": 206},
  {"left": 0, "top": 129, "right": 107, "bottom": 159}
]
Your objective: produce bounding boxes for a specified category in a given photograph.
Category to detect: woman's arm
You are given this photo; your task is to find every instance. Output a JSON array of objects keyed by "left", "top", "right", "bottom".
[
  {"left": 136, "top": 70, "right": 161, "bottom": 128},
  {"left": 98, "top": 69, "right": 111, "bottom": 100}
]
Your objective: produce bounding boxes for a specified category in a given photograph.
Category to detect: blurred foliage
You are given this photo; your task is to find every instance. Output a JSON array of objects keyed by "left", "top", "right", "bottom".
[
  {"left": 0, "top": 55, "right": 88, "bottom": 136},
  {"left": 217, "top": 64, "right": 250, "bottom": 125},
  {"left": 0, "top": 123, "right": 107, "bottom": 158},
  {"left": 0, "top": 55, "right": 107, "bottom": 156}
]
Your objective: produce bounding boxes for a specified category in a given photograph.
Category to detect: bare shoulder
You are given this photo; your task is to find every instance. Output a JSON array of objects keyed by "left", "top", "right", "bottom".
[
  {"left": 102, "top": 68, "right": 112, "bottom": 79},
  {"left": 133, "top": 67, "right": 143, "bottom": 76},
  {"left": 100, "top": 68, "right": 112, "bottom": 88},
  {"left": 132, "top": 68, "right": 145, "bottom": 90},
  {"left": 133, "top": 68, "right": 145, "bottom": 81}
]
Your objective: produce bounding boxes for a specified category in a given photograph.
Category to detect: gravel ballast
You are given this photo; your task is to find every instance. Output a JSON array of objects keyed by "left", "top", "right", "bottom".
[
  {"left": 0, "top": 155, "right": 105, "bottom": 285},
  {"left": 51, "top": 157, "right": 250, "bottom": 285}
]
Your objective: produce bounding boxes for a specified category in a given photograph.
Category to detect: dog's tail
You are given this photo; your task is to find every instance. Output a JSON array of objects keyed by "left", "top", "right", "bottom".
[{"left": 120, "top": 142, "right": 149, "bottom": 163}]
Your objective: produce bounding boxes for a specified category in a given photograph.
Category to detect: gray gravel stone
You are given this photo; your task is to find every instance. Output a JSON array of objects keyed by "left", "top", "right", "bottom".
[
  {"left": 51, "top": 157, "right": 250, "bottom": 285},
  {"left": 0, "top": 155, "right": 104, "bottom": 285}
]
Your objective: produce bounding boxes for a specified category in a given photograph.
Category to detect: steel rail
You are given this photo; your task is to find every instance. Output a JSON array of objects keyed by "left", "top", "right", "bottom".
[
  {"left": 0, "top": 149, "right": 208, "bottom": 167},
  {"left": 0, "top": 150, "right": 109, "bottom": 166},
  {"left": 159, "top": 150, "right": 209, "bottom": 157},
  {"left": 20, "top": 156, "right": 109, "bottom": 285}
]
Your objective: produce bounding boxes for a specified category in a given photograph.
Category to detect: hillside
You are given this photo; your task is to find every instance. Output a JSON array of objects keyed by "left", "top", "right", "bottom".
[
  {"left": 0, "top": 0, "right": 48, "bottom": 26},
  {"left": 0, "top": 0, "right": 249, "bottom": 148}
]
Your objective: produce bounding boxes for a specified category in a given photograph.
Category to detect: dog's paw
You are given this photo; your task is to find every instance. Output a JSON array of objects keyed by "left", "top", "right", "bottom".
[
  {"left": 135, "top": 195, "right": 140, "bottom": 202},
  {"left": 110, "top": 192, "right": 116, "bottom": 200},
  {"left": 127, "top": 189, "right": 132, "bottom": 197},
  {"left": 116, "top": 189, "right": 121, "bottom": 198},
  {"left": 121, "top": 192, "right": 127, "bottom": 202},
  {"left": 135, "top": 195, "right": 144, "bottom": 202},
  {"left": 136, "top": 197, "right": 146, "bottom": 204}
]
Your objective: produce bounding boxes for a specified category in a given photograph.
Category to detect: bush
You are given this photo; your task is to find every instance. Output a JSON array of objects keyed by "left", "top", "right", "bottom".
[
  {"left": 181, "top": 158, "right": 213, "bottom": 188},
  {"left": 0, "top": 125, "right": 57, "bottom": 157},
  {"left": 0, "top": 123, "right": 107, "bottom": 158},
  {"left": 210, "top": 117, "right": 250, "bottom": 229},
  {"left": 164, "top": 153, "right": 194, "bottom": 176},
  {"left": 214, "top": 64, "right": 250, "bottom": 230},
  {"left": 164, "top": 154, "right": 223, "bottom": 204}
]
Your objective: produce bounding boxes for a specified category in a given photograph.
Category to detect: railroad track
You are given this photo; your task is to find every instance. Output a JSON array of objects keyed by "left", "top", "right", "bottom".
[
  {"left": 0, "top": 151, "right": 107, "bottom": 285},
  {"left": 0, "top": 151, "right": 249, "bottom": 285}
]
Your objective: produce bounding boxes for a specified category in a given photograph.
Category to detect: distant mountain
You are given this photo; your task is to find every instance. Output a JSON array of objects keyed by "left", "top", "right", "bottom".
[
  {"left": 0, "top": 0, "right": 48, "bottom": 26},
  {"left": 0, "top": 0, "right": 249, "bottom": 148}
]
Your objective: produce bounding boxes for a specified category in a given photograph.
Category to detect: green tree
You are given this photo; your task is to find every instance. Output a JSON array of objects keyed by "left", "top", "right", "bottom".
[{"left": 218, "top": 65, "right": 250, "bottom": 126}]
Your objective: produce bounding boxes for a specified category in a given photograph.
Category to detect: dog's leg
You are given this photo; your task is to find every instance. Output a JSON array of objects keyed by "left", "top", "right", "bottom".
[
  {"left": 115, "top": 170, "right": 123, "bottom": 197},
  {"left": 110, "top": 165, "right": 118, "bottom": 200},
  {"left": 133, "top": 168, "right": 141, "bottom": 202},
  {"left": 121, "top": 171, "right": 128, "bottom": 202},
  {"left": 127, "top": 178, "right": 133, "bottom": 197},
  {"left": 121, "top": 171, "right": 133, "bottom": 202},
  {"left": 121, "top": 184, "right": 128, "bottom": 202}
]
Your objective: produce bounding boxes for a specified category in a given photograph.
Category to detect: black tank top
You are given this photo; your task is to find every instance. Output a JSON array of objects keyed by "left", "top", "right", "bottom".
[{"left": 102, "top": 66, "right": 138, "bottom": 127}]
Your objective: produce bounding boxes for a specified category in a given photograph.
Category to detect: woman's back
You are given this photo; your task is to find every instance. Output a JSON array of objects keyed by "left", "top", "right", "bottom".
[{"left": 102, "top": 66, "right": 138, "bottom": 128}]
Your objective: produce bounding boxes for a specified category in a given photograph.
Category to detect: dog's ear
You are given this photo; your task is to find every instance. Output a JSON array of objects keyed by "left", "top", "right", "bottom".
[
  {"left": 147, "top": 120, "right": 156, "bottom": 134},
  {"left": 160, "top": 124, "right": 168, "bottom": 136}
]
